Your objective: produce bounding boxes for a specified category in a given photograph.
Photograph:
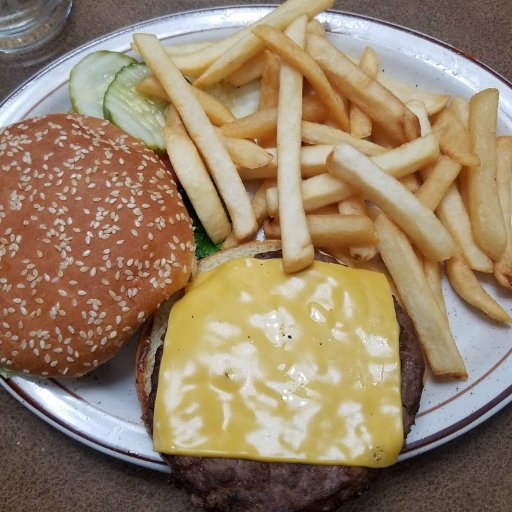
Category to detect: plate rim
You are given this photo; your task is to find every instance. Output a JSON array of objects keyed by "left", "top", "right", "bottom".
[{"left": 1, "top": 4, "right": 511, "bottom": 471}]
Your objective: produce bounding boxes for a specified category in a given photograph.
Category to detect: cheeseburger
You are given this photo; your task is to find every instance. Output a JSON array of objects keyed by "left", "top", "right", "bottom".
[
  {"left": 0, "top": 113, "right": 195, "bottom": 377},
  {"left": 136, "top": 240, "right": 425, "bottom": 511}
]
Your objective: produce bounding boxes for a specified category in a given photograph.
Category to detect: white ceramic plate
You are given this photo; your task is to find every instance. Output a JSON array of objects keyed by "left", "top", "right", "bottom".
[{"left": 1, "top": 6, "right": 511, "bottom": 472}]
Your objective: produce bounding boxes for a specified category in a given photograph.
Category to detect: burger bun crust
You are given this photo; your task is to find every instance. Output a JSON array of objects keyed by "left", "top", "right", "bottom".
[{"left": 0, "top": 114, "right": 195, "bottom": 377}]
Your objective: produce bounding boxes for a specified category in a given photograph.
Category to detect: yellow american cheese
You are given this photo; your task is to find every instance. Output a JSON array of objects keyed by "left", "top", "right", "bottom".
[{"left": 153, "top": 257, "right": 403, "bottom": 467}]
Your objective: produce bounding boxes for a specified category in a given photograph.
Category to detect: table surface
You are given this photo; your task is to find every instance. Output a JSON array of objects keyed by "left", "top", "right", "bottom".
[{"left": 1, "top": 1, "right": 511, "bottom": 511}]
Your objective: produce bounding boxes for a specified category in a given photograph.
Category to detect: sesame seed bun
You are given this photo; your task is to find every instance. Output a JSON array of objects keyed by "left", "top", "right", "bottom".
[{"left": 0, "top": 113, "right": 195, "bottom": 377}]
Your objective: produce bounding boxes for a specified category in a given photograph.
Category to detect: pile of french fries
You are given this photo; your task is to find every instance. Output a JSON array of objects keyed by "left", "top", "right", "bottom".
[{"left": 132, "top": 0, "right": 512, "bottom": 379}]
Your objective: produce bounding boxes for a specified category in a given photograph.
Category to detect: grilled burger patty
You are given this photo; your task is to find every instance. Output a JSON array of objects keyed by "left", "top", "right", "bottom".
[{"left": 137, "top": 245, "right": 425, "bottom": 512}]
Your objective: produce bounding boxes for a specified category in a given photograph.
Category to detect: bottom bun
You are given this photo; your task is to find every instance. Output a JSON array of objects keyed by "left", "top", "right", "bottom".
[{"left": 135, "top": 241, "right": 425, "bottom": 512}]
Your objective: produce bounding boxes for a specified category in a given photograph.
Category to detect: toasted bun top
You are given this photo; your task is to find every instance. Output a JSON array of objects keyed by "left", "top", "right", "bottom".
[{"left": 0, "top": 114, "right": 195, "bottom": 377}]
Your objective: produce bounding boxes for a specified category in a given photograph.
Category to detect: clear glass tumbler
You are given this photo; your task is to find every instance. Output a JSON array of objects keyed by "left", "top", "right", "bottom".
[{"left": 0, "top": 0, "right": 72, "bottom": 53}]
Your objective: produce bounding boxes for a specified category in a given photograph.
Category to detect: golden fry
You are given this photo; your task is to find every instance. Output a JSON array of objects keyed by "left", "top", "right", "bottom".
[
  {"left": 350, "top": 47, "right": 379, "bottom": 139},
  {"left": 253, "top": 24, "right": 350, "bottom": 130},
  {"left": 194, "top": 0, "right": 335, "bottom": 87},
  {"left": 134, "top": 33, "right": 257, "bottom": 240},
  {"left": 165, "top": 0, "right": 329, "bottom": 76},
  {"left": 301, "top": 120, "right": 388, "bottom": 155},
  {"left": 494, "top": 136, "right": 512, "bottom": 288},
  {"left": 276, "top": 15, "right": 314, "bottom": 272},
  {"left": 406, "top": 100, "right": 432, "bottom": 136},
  {"left": 214, "top": 128, "right": 273, "bottom": 169},
  {"left": 447, "top": 96, "right": 470, "bottom": 128},
  {"left": 136, "top": 75, "right": 235, "bottom": 125},
  {"left": 259, "top": 50, "right": 281, "bottom": 109},
  {"left": 446, "top": 254, "right": 511, "bottom": 323},
  {"left": 377, "top": 72, "right": 450, "bottom": 115},
  {"left": 225, "top": 52, "right": 266, "bottom": 87},
  {"left": 375, "top": 214, "right": 467, "bottom": 378},
  {"left": 432, "top": 108, "right": 480, "bottom": 167},
  {"left": 306, "top": 19, "right": 325, "bottom": 36},
  {"left": 221, "top": 107, "right": 277, "bottom": 139},
  {"left": 399, "top": 173, "right": 421, "bottom": 193},
  {"left": 338, "top": 195, "right": 377, "bottom": 261},
  {"left": 222, "top": 179, "right": 276, "bottom": 249},
  {"left": 327, "top": 143, "right": 456, "bottom": 261},
  {"left": 264, "top": 134, "right": 440, "bottom": 213},
  {"left": 467, "top": 88, "right": 507, "bottom": 260},
  {"left": 423, "top": 258, "right": 449, "bottom": 321},
  {"left": 164, "top": 106, "right": 231, "bottom": 243},
  {"left": 436, "top": 184, "right": 493, "bottom": 273},
  {"left": 306, "top": 34, "right": 420, "bottom": 144},
  {"left": 416, "top": 156, "right": 462, "bottom": 211},
  {"left": 221, "top": 98, "right": 328, "bottom": 140},
  {"left": 264, "top": 214, "right": 376, "bottom": 247}
]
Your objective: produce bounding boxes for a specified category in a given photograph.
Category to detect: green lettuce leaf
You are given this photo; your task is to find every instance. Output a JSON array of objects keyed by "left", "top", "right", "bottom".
[
  {"left": 179, "top": 187, "right": 222, "bottom": 259},
  {"left": 0, "top": 368, "right": 13, "bottom": 379}
]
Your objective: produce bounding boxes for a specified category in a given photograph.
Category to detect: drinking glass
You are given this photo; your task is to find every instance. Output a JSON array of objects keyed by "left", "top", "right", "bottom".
[{"left": 0, "top": 0, "right": 72, "bottom": 53}]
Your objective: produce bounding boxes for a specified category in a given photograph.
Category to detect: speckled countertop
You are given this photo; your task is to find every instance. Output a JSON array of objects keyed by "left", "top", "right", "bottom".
[{"left": 0, "top": 1, "right": 511, "bottom": 511}]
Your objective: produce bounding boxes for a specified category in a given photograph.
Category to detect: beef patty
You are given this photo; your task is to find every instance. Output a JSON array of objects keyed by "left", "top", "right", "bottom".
[{"left": 139, "top": 249, "right": 425, "bottom": 512}]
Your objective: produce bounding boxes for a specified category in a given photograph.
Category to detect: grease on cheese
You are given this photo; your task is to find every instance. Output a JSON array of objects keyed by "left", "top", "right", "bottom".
[{"left": 153, "top": 258, "right": 403, "bottom": 467}]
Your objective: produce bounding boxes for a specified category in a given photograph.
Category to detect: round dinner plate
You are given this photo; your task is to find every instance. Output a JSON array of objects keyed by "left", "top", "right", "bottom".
[{"left": 0, "top": 5, "right": 511, "bottom": 472}]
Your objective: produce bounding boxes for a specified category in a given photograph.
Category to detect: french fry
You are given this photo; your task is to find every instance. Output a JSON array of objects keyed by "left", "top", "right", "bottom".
[
  {"left": 338, "top": 195, "right": 377, "bottom": 261},
  {"left": 264, "top": 214, "right": 376, "bottom": 247},
  {"left": 446, "top": 254, "right": 511, "bottom": 323},
  {"left": 221, "top": 107, "right": 277, "bottom": 139},
  {"left": 467, "top": 88, "right": 507, "bottom": 260},
  {"left": 377, "top": 72, "right": 450, "bottom": 115},
  {"left": 423, "top": 258, "right": 448, "bottom": 321},
  {"left": 327, "top": 143, "right": 456, "bottom": 261},
  {"left": 435, "top": 184, "right": 493, "bottom": 272},
  {"left": 432, "top": 108, "right": 480, "bottom": 167},
  {"left": 161, "top": 40, "right": 213, "bottom": 56},
  {"left": 220, "top": 98, "right": 328, "bottom": 140},
  {"left": 194, "top": 0, "right": 335, "bottom": 87},
  {"left": 225, "top": 52, "right": 265, "bottom": 87},
  {"left": 159, "top": 0, "right": 327, "bottom": 76},
  {"left": 306, "top": 34, "right": 420, "bottom": 144},
  {"left": 136, "top": 75, "right": 235, "bottom": 125},
  {"left": 164, "top": 106, "right": 231, "bottom": 243},
  {"left": 134, "top": 33, "right": 257, "bottom": 241},
  {"left": 375, "top": 214, "right": 467, "bottom": 378},
  {"left": 214, "top": 128, "right": 273, "bottom": 169},
  {"left": 309, "top": 204, "right": 340, "bottom": 215},
  {"left": 349, "top": 102, "right": 372, "bottom": 139},
  {"left": 301, "top": 121, "right": 388, "bottom": 155},
  {"left": 370, "top": 122, "right": 398, "bottom": 149},
  {"left": 267, "top": 173, "right": 352, "bottom": 215},
  {"left": 276, "top": 15, "right": 314, "bottom": 272},
  {"left": 223, "top": 179, "right": 276, "bottom": 249},
  {"left": 406, "top": 100, "right": 432, "bottom": 136},
  {"left": 494, "top": 136, "right": 512, "bottom": 288},
  {"left": 350, "top": 47, "right": 379, "bottom": 139},
  {"left": 307, "top": 19, "right": 326, "bottom": 36},
  {"left": 265, "top": 134, "right": 440, "bottom": 212},
  {"left": 254, "top": 179, "right": 276, "bottom": 224},
  {"left": 415, "top": 156, "right": 462, "bottom": 211},
  {"left": 447, "top": 96, "right": 470, "bottom": 128},
  {"left": 301, "top": 95, "right": 329, "bottom": 123},
  {"left": 132, "top": 39, "right": 214, "bottom": 58},
  {"left": 400, "top": 174, "right": 421, "bottom": 193},
  {"left": 239, "top": 145, "right": 331, "bottom": 180},
  {"left": 370, "top": 133, "right": 439, "bottom": 176},
  {"left": 259, "top": 50, "right": 281, "bottom": 109},
  {"left": 253, "top": 24, "right": 350, "bottom": 130}
]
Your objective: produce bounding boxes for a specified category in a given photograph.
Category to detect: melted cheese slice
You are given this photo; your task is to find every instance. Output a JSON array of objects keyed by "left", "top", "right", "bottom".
[{"left": 153, "top": 257, "right": 403, "bottom": 467}]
